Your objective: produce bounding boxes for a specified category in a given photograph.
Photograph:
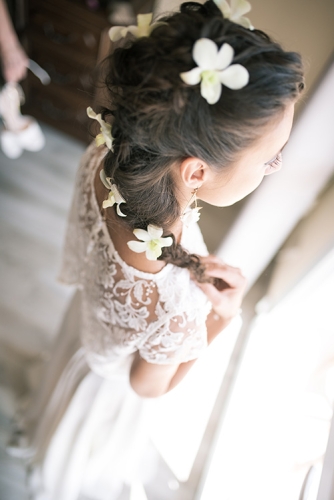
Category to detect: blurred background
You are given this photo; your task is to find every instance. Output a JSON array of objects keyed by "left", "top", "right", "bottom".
[{"left": 0, "top": 1, "right": 333, "bottom": 499}]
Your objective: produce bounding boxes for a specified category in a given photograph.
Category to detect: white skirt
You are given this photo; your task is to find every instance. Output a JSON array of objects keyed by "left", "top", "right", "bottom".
[{"left": 7, "top": 291, "right": 154, "bottom": 500}]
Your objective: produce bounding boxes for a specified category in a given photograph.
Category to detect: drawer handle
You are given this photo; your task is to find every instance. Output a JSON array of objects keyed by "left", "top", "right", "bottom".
[{"left": 43, "top": 22, "right": 78, "bottom": 45}]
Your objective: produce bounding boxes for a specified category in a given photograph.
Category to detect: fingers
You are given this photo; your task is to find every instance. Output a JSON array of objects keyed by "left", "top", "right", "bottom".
[
  {"left": 196, "top": 281, "right": 223, "bottom": 302},
  {"left": 200, "top": 260, "right": 246, "bottom": 291},
  {"left": 205, "top": 265, "right": 246, "bottom": 289},
  {"left": 195, "top": 255, "right": 246, "bottom": 319},
  {"left": 3, "top": 47, "right": 29, "bottom": 83},
  {"left": 201, "top": 254, "right": 243, "bottom": 272}
]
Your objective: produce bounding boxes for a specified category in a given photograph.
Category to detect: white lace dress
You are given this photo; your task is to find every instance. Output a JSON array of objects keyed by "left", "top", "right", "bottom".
[{"left": 14, "top": 143, "right": 212, "bottom": 500}]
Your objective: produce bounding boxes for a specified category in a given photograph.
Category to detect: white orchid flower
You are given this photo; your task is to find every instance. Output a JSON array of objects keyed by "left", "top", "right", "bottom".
[
  {"left": 213, "top": 0, "right": 254, "bottom": 30},
  {"left": 127, "top": 224, "right": 173, "bottom": 261},
  {"left": 87, "top": 107, "right": 114, "bottom": 151},
  {"left": 109, "top": 13, "right": 166, "bottom": 42},
  {"left": 180, "top": 38, "right": 249, "bottom": 104},
  {"left": 99, "top": 169, "right": 127, "bottom": 217},
  {"left": 180, "top": 206, "right": 202, "bottom": 227}
]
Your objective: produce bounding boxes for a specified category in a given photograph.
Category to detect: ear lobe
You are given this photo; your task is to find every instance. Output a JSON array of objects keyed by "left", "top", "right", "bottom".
[{"left": 179, "top": 157, "right": 207, "bottom": 189}]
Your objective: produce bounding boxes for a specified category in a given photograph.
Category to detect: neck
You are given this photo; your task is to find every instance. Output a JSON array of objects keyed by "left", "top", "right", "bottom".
[{"left": 168, "top": 217, "right": 183, "bottom": 244}]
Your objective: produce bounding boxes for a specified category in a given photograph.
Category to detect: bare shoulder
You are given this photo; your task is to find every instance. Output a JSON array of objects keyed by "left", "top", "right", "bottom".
[{"left": 93, "top": 161, "right": 166, "bottom": 274}]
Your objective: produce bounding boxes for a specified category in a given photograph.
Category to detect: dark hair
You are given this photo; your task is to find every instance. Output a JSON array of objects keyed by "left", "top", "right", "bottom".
[{"left": 99, "top": 0, "right": 304, "bottom": 281}]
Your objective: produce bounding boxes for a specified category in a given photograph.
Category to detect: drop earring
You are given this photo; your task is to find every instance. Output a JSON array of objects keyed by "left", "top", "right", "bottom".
[{"left": 180, "top": 187, "right": 202, "bottom": 227}]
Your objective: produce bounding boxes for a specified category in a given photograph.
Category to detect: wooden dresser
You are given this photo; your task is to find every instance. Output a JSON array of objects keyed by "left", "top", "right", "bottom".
[
  {"left": 23, "top": 0, "right": 153, "bottom": 143},
  {"left": 23, "top": 0, "right": 110, "bottom": 142}
]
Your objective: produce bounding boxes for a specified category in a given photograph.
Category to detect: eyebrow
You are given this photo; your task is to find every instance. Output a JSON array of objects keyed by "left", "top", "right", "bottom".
[{"left": 265, "top": 140, "right": 289, "bottom": 165}]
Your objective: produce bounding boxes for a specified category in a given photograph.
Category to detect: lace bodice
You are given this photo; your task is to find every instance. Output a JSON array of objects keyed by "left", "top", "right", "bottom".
[{"left": 59, "top": 143, "right": 212, "bottom": 379}]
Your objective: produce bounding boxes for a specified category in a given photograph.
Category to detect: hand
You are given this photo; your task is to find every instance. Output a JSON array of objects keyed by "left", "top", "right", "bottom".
[
  {"left": 1, "top": 43, "right": 29, "bottom": 82},
  {"left": 196, "top": 255, "right": 247, "bottom": 321}
]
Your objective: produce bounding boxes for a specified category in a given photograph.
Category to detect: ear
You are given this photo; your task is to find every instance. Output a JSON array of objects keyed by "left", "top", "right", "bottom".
[{"left": 179, "top": 157, "right": 209, "bottom": 189}]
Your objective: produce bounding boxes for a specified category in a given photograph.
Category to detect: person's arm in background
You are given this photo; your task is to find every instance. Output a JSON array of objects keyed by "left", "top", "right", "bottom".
[{"left": 0, "top": 0, "right": 28, "bottom": 82}]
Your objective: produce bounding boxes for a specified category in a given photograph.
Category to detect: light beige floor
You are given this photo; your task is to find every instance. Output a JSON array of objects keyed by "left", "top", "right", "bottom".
[{"left": 0, "top": 124, "right": 84, "bottom": 499}]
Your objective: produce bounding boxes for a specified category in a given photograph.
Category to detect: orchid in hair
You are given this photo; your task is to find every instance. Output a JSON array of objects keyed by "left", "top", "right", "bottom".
[
  {"left": 180, "top": 39, "right": 249, "bottom": 105},
  {"left": 99, "top": 169, "right": 127, "bottom": 217},
  {"left": 87, "top": 107, "right": 114, "bottom": 151},
  {"left": 109, "top": 13, "right": 166, "bottom": 42},
  {"left": 213, "top": 0, "right": 254, "bottom": 30},
  {"left": 127, "top": 225, "right": 173, "bottom": 261}
]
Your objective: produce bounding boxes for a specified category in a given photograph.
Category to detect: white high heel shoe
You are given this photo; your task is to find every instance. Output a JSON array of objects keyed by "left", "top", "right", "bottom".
[{"left": 0, "top": 82, "right": 45, "bottom": 159}]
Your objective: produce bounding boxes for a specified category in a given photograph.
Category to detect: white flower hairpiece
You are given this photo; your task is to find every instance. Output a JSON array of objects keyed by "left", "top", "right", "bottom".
[
  {"left": 127, "top": 224, "right": 173, "bottom": 261},
  {"left": 180, "top": 38, "right": 249, "bottom": 104},
  {"left": 87, "top": 107, "right": 114, "bottom": 151},
  {"left": 109, "top": 13, "right": 166, "bottom": 42},
  {"left": 213, "top": 0, "right": 254, "bottom": 30},
  {"left": 99, "top": 169, "right": 127, "bottom": 217}
]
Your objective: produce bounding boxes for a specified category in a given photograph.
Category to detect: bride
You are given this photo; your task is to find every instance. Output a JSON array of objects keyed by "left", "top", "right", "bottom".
[{"left": 7, "top": 1, "right": 304, "bottom": 499}]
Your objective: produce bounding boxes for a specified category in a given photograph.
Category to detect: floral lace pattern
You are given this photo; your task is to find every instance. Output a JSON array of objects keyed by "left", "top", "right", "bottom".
[{"left": 59, "top": 143, "right": 211, "bottom": 377}]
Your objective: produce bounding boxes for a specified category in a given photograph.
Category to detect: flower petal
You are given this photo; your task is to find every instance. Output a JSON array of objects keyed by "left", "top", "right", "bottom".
[
  {"left": 116, "top": 203, "right": 127, "bottom": 217},
  {"left": 137, "top": 13, "right": 153, "bottom": 28},
  {"left": 103, "top": 198, "right": 114, "bottom": 209},
  {"left": 213, "top": 0, "right": 231, "bottom": 17},
  {"left": 147, "top": 224, "right": 163, "bottom": 239},
  {"left": 99, "top": 121, "right": 113, "bottom": 151},
  {"left": 99, "top": 169, "right": 112, "bottom": 189},
  {"left": 126, "top": 25, "right": 139, "bottom": 37},
  {"left": 236, "top": 16, "right": 254, "bottom": 30},
  {"left": 111, "top": 185, "right": 126, "bottom": 204},
  {"left": 127, "top": 241, "right": 148, "bottom": 253},
  {"left": 219, "top": 64, "right": 249, "bottom": 89},
  {"left": 146, "top": 246, "right": 162, "bottom": 260},
  {"left": 87, "top": 107, "right": 102, "bottom": 125},
  {"left": 95, "top": 133, "right": 105, "bottom": 147},
  {"left": 109, "top": 26, "right": 128, "bottom": 42},
  {"left": 193, "top": 38, "right": 219, "bottom": 70},
  {"left": 231, "top": 0, "right": 251, "bottom": 18},
  {"left": 159, "top": 236, "right": 173, "bottom": 247},
  {"left": 201, "top": 79, "right": 222, "bottom": 104},
  {"left": 216, "top": 43, "right": 234, "bottom": 70},
  {"left": 87, "top": 106, "right": 97, "bottom": 119},
  {"left": 133, "top": 228, "right": 151, "bottom": 242},
  {"left": 180, "top": 67, "right": 202, "bottom": 85}
]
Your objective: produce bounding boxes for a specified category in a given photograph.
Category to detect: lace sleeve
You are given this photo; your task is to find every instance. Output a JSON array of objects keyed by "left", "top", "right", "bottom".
[{"left": 138, "top": 310, "right": 209, "bottom": 365}]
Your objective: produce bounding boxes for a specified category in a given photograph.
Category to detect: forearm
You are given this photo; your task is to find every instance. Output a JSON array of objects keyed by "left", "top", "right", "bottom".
[
  {"left": 0, "top": 0, "right": 18, "bottom": 50},
  {"left": 165, "top": 310, "right": 232, "bottom": 393},
  {"left": 206, "top": 309, "right": 233, "bottom": 345},
  {"left": 130, "top": 351, "right": 198, "bottom": 398},
  {"left": 165, "top": 357, "right": 198, "bottom": 393}
]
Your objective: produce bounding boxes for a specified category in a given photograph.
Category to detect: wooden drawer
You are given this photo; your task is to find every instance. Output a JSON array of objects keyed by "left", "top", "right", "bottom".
[
  {"left": 28, "top": 32, "right": 96, "bottom": 93},
  {"left": 25, "top": 0, "right": 110, "bottom": 142},
  {"left": 29, "top": 0, "right": 109, "bottom": 57},
  {"left": 28, "top": 30, "right": 97, "bottom": 70},
  {"left": 23, "top": 75, "right": 93, "bottom": 142}
]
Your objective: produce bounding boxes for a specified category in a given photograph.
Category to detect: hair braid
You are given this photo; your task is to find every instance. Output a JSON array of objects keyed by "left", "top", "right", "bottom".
[{"left": 160, "top": 236, "right": 208, "bottom": 282}]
